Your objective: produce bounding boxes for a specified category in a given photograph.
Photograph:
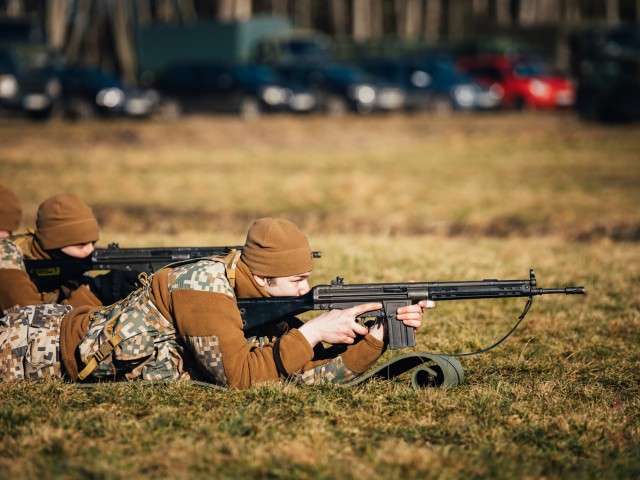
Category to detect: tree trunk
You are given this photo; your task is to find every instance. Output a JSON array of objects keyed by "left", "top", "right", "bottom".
[
  {"left": 329, "top": 0, "right": 349, "bottom": 35},
  {"left": 65, "top": 0, "right": 91, "bottom": 61},
  {"left": 495, "top": 0, "right": 511, "bottom": 26},
  {"left": 112, "top": 0, "right": 138, "bottom": 84},
  {"left": 46, "top": 0, "right": 70, "bottom": 50},
  {"left": 134, "top": 0, "right": 153, "bottom": 26},
  {"left": 562, "top": 0, "right": 582, "bottom": 23},
  {"left": 370, "top": 0, "right": 384, "bottom": 39},
  {"left": 424, "top": 0, "right": 442, "bottom": 42},
  {"left": 606, "top": 0, "right": 620, "bottom": 25},
  {"left": 353, "top": 0, "right": 371, "bottom": 41},
  {"left": 448, "top": 0, "right": 466, "bottom": 40},
  {"left": 6, "top": 0, "right": 24, "bottom": 16},
  {"left": 294, "top": 0, "right": 312, "bottom": 29},
  {"left": 218, "top": 0, "right": 252, "bottom": 21},
  {"left": 271, "top": 0, "right": 288, "bottom": 17}
]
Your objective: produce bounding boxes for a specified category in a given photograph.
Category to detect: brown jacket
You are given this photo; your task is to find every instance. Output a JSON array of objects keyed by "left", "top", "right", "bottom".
[
  {"left": 60, "top": 257, "right": 384, "bottom": 388},
  {"left": 0, "top": 233, "right": 102, "bottom": 313}
]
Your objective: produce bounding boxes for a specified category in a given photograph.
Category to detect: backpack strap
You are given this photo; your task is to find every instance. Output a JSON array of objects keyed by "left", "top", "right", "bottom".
[
  {"left": 77, "top": 313, "right": 124, "bottom": 381},
  {"left": 223, "top": 249, "right": 241, "bottom": 289}
]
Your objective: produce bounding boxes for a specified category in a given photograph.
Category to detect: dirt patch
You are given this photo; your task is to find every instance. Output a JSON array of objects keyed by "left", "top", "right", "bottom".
[{"left": 94, "top": 204, "right": 640, "bottom": 242}]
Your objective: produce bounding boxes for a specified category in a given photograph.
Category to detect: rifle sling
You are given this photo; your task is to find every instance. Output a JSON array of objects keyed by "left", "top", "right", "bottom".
[{"left": 272, "top": 337, "right": 291, "bottom": 379}]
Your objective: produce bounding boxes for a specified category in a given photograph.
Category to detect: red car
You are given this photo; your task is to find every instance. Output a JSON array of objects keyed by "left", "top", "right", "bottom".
[{"left": 457, "top": 55, "right": 575, "bottom": 110}]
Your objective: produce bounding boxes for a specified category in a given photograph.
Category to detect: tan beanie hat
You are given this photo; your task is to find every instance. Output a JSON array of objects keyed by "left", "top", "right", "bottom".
[
  {"left": 242, "top": 217, "right": 314, "bottom": 277},
  {"left": 0, "top": 184, "right": 22, "bottom": 232},
  {"left": 35, "top": 194, "right": 99, "bottom": 250}
]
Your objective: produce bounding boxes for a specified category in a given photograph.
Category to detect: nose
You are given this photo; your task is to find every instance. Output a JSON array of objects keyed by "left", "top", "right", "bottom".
[
  {"left": 298, "top": 280, "right": 311, "bottom": 295},
  {"left": 85, "top": 243, "right": 95, "bottom": 255}
]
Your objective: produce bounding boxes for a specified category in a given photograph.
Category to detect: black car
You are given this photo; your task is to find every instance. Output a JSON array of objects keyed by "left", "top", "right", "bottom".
[
  {"left": 57, "top": 65, "right": 161, "bottom": 120},
  {"left": 571, "top": 25, "right": 640, "bottom": 123},
  {"left": 360, "top": 53, "right": 500, "bottom": 115},
  {"left": 153, "top": 62, "right": 319, "bottom": 118},
  {"left": 273, "top": 61, "right": 407, "bottom": 116},
  {"left": 0, "top": 45, "right": 62, "bottom": 119}
]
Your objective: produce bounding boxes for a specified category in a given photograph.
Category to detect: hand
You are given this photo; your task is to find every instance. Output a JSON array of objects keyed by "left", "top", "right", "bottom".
[
  {"left": 397, "top": 299, "right": 434, "bottom": 330},
  {"left": 368, "top": 300, "right": 435, "bottom": 341},
  {"left": 298, "top": 302, "right": 382, "bottom": 347}
]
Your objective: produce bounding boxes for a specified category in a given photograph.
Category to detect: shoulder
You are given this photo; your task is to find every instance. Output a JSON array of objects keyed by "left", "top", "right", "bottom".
[
  {"left": 0, "top": 238, "right": 25, "bottom": 270},
  {"left": 166, "top": 258, "right": 234, "bottom": 297}
]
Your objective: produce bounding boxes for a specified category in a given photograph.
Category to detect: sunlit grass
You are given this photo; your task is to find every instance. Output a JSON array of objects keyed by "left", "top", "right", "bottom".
[{"left": 0, "top": 113, "right": 639, "bottom": 478}]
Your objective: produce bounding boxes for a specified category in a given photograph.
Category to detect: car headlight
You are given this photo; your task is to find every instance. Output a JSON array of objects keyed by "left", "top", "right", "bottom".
[
  {"left": 96, "top": 87, "right": 125, "bottom": 108},
  {"left": 260, "top": 85, "right": 287, "bottom": 105},
  {"left": 453, "top": 85, "right": 476, "bottom": 107},
  {"left": 352, "top": 84, "right": 376, "bottom": 104},
  {"left": 489, "top": 83, "right": 504, "bottom": 100},
  {"left": 0, "top": 74, "right": 18, "bottom": 98},
  {"left": 46, "top": 78, "right": 61, "bottom": 98},
  {"left": 529, "top": 79, "right": 550, "bottom": 98}
]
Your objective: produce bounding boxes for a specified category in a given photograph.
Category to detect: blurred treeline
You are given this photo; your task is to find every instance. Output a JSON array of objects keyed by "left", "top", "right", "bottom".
[{"left": 1, "top": 0, "right": 638, "bottom": 82}]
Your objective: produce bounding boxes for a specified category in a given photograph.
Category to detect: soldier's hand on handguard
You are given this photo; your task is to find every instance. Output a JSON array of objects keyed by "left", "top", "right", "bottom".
[
  {"left": 298, "top": 302, "right": 381, "bottom": 347},
  {"left": 368, "top": 300, "right": 434, "bottom": 341}
]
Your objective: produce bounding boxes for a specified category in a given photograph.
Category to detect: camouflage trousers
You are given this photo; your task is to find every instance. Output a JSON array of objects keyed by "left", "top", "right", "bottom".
[{"left": 0, "top": 304, "right": 72, "bottom": 381}]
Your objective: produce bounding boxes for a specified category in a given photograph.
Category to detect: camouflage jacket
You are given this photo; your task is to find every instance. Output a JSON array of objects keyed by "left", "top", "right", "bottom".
[{"left": 73, "top": 253, "right": 383, "bottom": 388}]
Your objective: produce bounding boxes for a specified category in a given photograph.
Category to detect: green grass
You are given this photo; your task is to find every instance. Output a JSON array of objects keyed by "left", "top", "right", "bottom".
[{"left": 0, "top": 113, "right": 639, "bottom": 478}]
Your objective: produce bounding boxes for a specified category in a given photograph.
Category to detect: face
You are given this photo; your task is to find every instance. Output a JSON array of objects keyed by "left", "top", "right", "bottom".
[
  {"left": 256, "top": 272, "right": 311, "bottom": 297},
  {"left": 61, "top": 242, "right": 95, "bottom": 259}
]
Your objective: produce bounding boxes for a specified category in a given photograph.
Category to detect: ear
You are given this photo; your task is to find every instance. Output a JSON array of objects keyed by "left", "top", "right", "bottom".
[{"left": 253, "top": 275, "right": 267, "bottom": 287}]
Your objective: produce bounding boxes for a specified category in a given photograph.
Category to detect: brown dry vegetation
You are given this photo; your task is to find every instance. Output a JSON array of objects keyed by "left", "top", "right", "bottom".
[
  {"left": 0, "top": 112, "right": 639, "bottom": 479},
  {"left": 2, "top": 112, "right": 639, "bottom": 242}
]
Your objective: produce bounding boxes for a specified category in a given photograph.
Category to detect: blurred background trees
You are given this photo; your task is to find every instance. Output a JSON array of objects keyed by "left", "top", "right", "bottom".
[{"left": 1, "top": 0, "right": 638, "bottom": 84}]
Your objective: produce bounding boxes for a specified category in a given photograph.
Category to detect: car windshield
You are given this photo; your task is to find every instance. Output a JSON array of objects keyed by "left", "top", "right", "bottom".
[
  {"left": 605, "top": 29, "right": 640, "bottom": 52},
  {"left": 419, "top": 56, "right": 462, "bottom": 81},
  {"left": 234, "top": 65, "right": 281, "bottom": 84},
  {"left": 285, "top": 38, "right": 329, "bottom": 58},
  {"left": 0, "top": 50, "right": 18, "bottom": 70},
  {"left": 324, "top": 64, "right": 370, "bottom": 83},
  {"left": 66, "top": 67, "right": 122, "bottom": 87},
  {"left": 512, "top": 59, "right": 550, "bottom": 77}
]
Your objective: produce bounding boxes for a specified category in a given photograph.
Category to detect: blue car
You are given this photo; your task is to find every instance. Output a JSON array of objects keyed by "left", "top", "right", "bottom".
[
  {"left": 154, "top": 62, "right": 319, "bottom": 118},
  {"left": 0, "top": 45, "right": 62, "bottom": 120},
  {"left": 273, "top": 61, "right": 407, "bottom": 116},
  {"left": 360, "top": 53, "right": 500, "bottom": 115},
  {"left": 58, "top": 65, "right": 161, "bottom": 120}
]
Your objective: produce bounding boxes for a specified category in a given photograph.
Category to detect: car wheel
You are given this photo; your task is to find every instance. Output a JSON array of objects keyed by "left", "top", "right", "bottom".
[
  {"left": 513, "top": 96, "right": 528, "bottom": 111},
  {"left": 429, "top": 95, "right": 454, "bottom": 117},
  {"left": 324, "top": 95, "right": 348, "bottom": 117},
  {"left": 153, "top": 98, "right": 182, "bottom": 121},
  {"left": 66, "top": 97, "right": 95, "bottom": 121},
  {"left": 238, "top": 96, "right": 261, "bottom": 120}
]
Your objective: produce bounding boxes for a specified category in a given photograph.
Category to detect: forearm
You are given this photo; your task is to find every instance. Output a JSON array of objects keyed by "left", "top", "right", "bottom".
[{"left": 171, "top": 289, "right": 315, "bottom": 389}]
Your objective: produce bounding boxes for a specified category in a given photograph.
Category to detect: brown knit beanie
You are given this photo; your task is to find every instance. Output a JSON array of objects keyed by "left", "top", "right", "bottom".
[
  {"left": 35, "top": 194, "right": 99, "bottom": 250},
  {"left": 0, "top": 184, "right": 22, "bottom": 232},
  {"left": 242, "top": 218, "right": 314, "bottom": 277}
]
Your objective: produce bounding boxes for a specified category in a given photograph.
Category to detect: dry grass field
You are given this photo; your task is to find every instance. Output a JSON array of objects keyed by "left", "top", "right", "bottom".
[{"left": 0, "top": 112, "right": 639, "bottom": 479}]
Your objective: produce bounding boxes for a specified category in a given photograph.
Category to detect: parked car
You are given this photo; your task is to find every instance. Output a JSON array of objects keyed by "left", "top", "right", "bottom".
[
  {"left": 273, "top": 61, "right": 407, "bottom": 116},
  {"left": 570, "top": 25, "right": 640, "bottom": 123},
  {"left": 154, "top": 61, "right": 319, "bottom": 118},
  {"left": 360, "top": 53, "right": 500, "bottom": 115},
  {"left": 0, "top": 44, "right": 61, "bottom": 119},
  {"left": 57, "top": 65, "right": 160, "bottom": 120},
  {"left": 457, "top": 54, "right": 575, "bottom": 110}
]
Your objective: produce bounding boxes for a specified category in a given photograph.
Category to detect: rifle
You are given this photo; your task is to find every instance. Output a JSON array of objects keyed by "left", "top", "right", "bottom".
[
  {"left": 238, "top": 269, "right": 585, "bottom": 350},
  {"left": 25, "top": 242, "right": 322, "bottom": 293}
]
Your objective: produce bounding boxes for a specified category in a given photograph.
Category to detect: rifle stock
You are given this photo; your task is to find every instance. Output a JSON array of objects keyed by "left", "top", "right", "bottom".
[{"left": 238, "top": 269, "right": 586, "bottom": 350}]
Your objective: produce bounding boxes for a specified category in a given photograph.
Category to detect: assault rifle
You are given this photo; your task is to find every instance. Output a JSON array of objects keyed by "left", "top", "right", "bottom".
[
  {"left": 237, "top": 269, "right": 585, "bottom": 350},
  {"left": 25, "top": 243, "right": 322, "bottom": 293}
]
